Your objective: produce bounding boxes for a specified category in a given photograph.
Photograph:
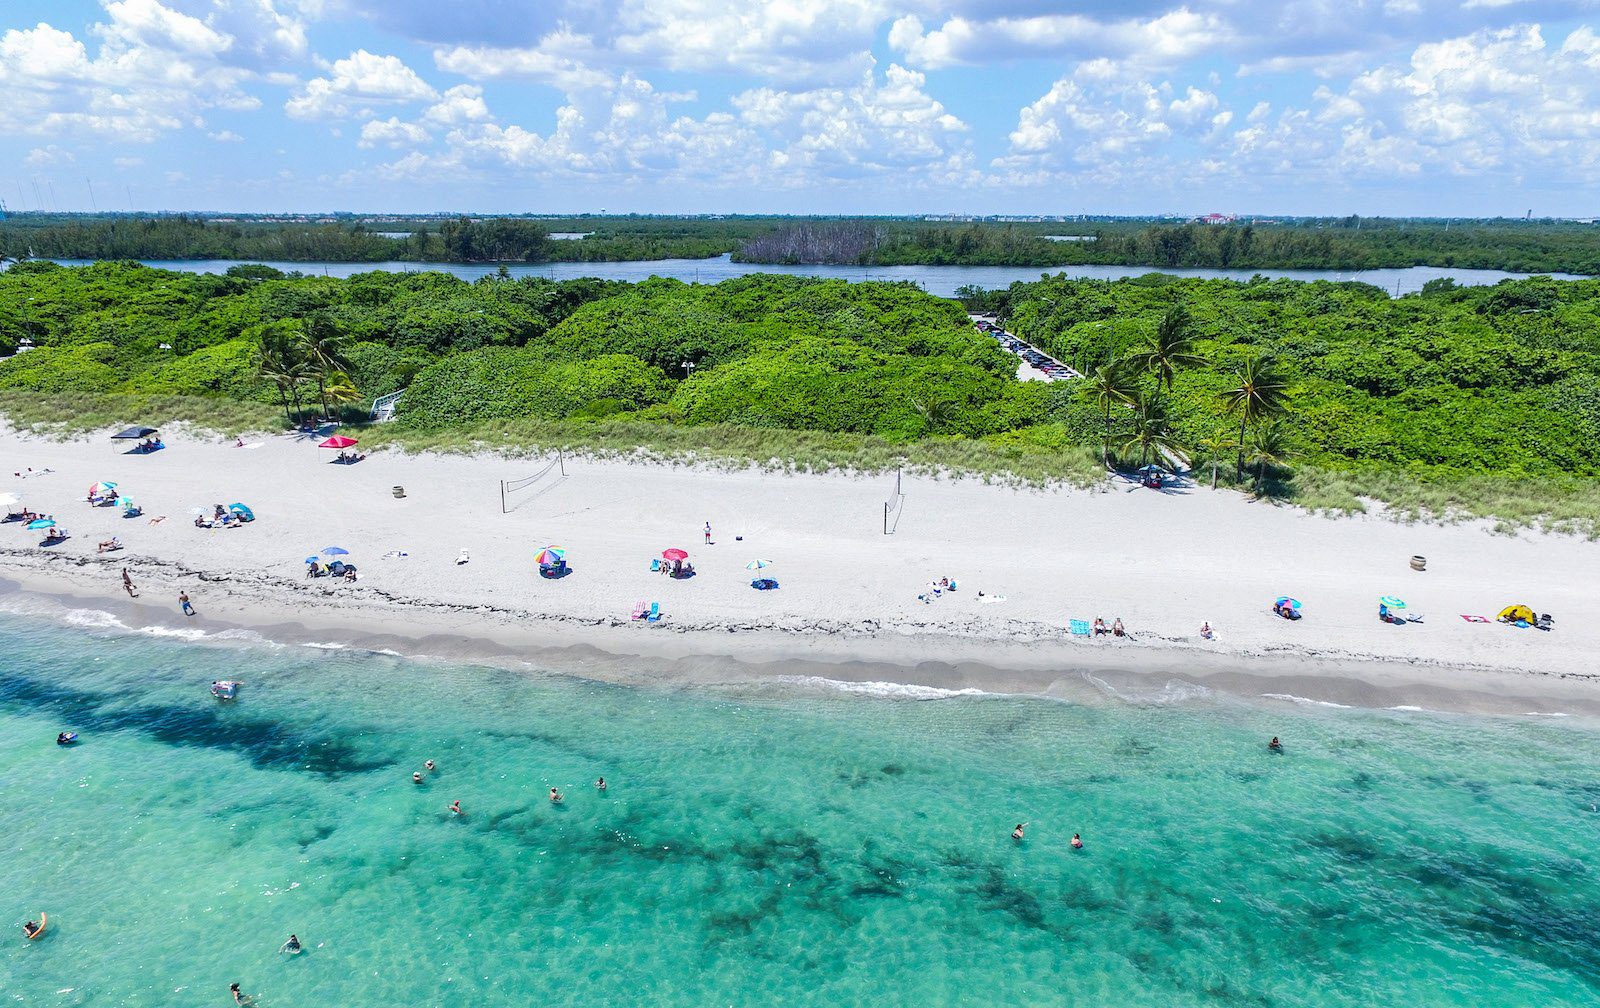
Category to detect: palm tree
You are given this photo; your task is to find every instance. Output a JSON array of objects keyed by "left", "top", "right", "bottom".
[
  {"left": 1120, "top": 392, "right": 1184, "bottom": 467},
  {"left": 1129, "top": 305, "right": 1205, "bottom": 391},
  {"left": 1246, "top": 420, "right": 1294, "bottom": 494},
  {"left": 1220, "top": 356, "right": 1291, "bottom": 475},
  {"left": 1079, "top": 359, "right": 1139, "bottom": 465},
  {"left": 302, "top": 314, "right": 352, "bottom": 421},
  {"left": 323, "top": 375, "right": 365, "bottom": 413},
  {"left": 1195, "top": 433, "right": 1240, "bottom": 490},
  {"left": 252, "top": 323, "right": 311, "bottom": 426}
]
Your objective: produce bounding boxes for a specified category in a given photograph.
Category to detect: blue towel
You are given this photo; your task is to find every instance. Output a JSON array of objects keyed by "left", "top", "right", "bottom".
[{"left": 1069, "top": 619, "right": 1091, "bottom": 636}]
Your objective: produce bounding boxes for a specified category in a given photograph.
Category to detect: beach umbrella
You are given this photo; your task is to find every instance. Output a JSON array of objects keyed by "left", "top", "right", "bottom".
[
  {"left": 321, "top": 546, "right": 350, "bottom": 557},
  {"left": 1379, "top": 596, "right": 1406, "bottom": 609},
  {"left": 228, "top": 503, "right": 254, "bottom": 520},
  {"left": 534, "top": 546, "right": 565, "bottom": 566},
  {"left": 319, "top": 436, "right": 359, "bottom": 449},
  {"left": 744, "top": 559, "right": 774, "bottom": 570},
  {"left": 1273, "top": 596, "right": 1301, "bottom": 610},
  {"left": 27, "top": 518, "right": 55, "bottom": 530},
  {"left": 115, "top": 496, "right": 135, "bottom": 510},
  {"left": 304, "top": 556, "right": 319, "bottom": 565},
  {"left": 662, "top": 547, "right": 689, "bottom": 562},
  {"left": 111, "top": 426, "right": 158, "bottom": 440},
  {"left": 88, "top": 481, "right": 118, "bottom": 496}
]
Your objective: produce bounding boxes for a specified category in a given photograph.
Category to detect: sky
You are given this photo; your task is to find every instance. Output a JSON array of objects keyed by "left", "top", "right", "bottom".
[{"left": 3, "top": 0, "right": 1600, "bottom": 216}]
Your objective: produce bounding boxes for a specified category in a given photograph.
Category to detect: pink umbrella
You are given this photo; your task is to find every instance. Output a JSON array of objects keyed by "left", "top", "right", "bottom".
[
  {"left": 320, "top": 436, "right": 359, "bottom": 449},
  {"left": 662, "top": 548, "right": 689, "bottom": 561}
]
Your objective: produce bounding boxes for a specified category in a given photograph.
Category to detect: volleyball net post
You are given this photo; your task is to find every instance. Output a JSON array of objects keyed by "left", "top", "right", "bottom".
[
  {"left": 500, "top": 450, "right": 566, "bottom": 514},
  {"left": 882, "top": 465, "right": 905, "bottom": 534}
]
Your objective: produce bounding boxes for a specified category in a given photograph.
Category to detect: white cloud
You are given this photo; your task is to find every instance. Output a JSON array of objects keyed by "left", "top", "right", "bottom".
[
  {"left": 25, "top": 145, "right": 76, "bottom": 168},
  {"left": 208, "top": 129, "right": 245, "bottom": 141},
  {"left": 423, "top": 84, "right": 491, "bottom": 125},
  {"left": 358, "top": 116, "right": 431, "bottom": 147},
  {"left": 890, "top": 8, "right": 1234, "bottom": 72},
  {"left": 0, "top": 0, "right": 313, "bottom": 144},
  {"left": 286, "top": 49, "right": 437, "bottom": 118}
]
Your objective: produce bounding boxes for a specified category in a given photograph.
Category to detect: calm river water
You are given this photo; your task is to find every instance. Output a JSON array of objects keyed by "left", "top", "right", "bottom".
[{"left": 41, "top": 254, "right": 1590, "bottom": 298}]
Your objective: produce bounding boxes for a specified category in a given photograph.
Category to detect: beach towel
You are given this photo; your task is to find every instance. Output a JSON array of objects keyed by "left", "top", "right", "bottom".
[
  {"left": 1460, "top": 615, "right": 1489, "bottom": 623},
  {"left": 1069, "top": 619, "right": 1091, "bottom": 636}
]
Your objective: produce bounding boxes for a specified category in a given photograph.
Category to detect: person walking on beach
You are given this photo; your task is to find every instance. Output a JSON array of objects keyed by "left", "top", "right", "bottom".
[
  {"left": 122, "top": 568, "right": 137, "bottom": 598},
  {"left": 179, "top": 591, "right": 195, "bottom": 617},
  {"left": 704, "top": 521, "right": 713, "bottom": 545}
]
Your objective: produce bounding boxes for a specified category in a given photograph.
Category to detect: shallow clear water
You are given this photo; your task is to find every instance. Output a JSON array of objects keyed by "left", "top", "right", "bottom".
[
  {"left": 38, "top": 255, "right": 1591, "bottom": 297},
  {"left": 3, "top": 613, "right": 1599, "bottom": 1006}
]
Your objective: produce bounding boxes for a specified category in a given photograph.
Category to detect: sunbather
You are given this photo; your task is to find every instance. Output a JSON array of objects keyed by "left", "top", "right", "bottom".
[
  {"left": 1112, "top": 618, "right": 1126, "bottom": 637},
  {"left": 97, "top": 536, "right": 122, "bottom": 553},
  {"left": 1093, "top": 617, "right": 1108, "bottom": 636}
]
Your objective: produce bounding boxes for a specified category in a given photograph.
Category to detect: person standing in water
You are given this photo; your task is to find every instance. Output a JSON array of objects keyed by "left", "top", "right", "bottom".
[
  {"left": 595, "top": 777, "right": 607, "bottom": 791},
  {"left": 549, "top": 787, "right": 563, "bottom": 803},
  {"left": 280, "top": 934, "right": 301, "bottom": 954},
  {"left": 1012, "top": 823, "right": 1026, "bottom": 841},
  {"left": 424, "top": 760, "right": 436, "bottom": 772},
  {"left": 1268, "top": 737, "right": 1283, "bottom": 752},
  {"left": 448, "top": 800, "right": 462, "bottom": 816},
  {"left": 229, "top": 982, "right": 250, "bottom": 1004},
  {"left": 1071, "top": 834, "right": 1084, "bottom": 849}
]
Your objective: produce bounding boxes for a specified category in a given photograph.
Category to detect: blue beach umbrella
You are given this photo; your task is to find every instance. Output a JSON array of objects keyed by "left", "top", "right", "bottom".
[
  {"left": 321, "top": 546, "right": 350, "bottom": 557},
  {"left": 27, "top": 518, "right": 55, "bottom": 530},
  {"left": 1379, "top": 596, "right": 1406, "bottom": 609},
  {"left": 1273, "top": 596, "right": 1301, "bottom": 610}
]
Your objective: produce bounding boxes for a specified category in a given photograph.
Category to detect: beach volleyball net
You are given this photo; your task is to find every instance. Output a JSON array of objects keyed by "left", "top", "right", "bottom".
[
  {"left": 500, "top": 450, "right": 567, "bottom": 513},
  {"left": 883, "top": 466, "right": 905, "bottom": 534}
]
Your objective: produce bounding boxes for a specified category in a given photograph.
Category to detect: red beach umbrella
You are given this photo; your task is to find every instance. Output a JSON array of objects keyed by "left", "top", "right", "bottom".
[
  {"left": 662, "top": 548, "right": 689, "bottom": 561},
  {"left": 319, "top": 436, "right": 359, "bottom": 449}
]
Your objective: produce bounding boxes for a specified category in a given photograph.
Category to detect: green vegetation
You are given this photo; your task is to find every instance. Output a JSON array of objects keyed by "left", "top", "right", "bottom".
[
  {"left": 2, "top": 260, "right": 1598, "bottom": 534},
  {"left": 6, "top": 212, "right": 1600, "bottom": 273}
]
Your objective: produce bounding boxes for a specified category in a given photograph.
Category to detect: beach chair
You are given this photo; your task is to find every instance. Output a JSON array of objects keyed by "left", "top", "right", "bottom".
[
  {"left": 646, "top": 602, "right": 661, "bottom": 622},
  {"left": 631, "top": 600, "right": 647, "bottom": 620},
  {"left": 649, "top": 559, "right": 662, "bottom": 572},
  {"left": 457, "top": 549, "right": 470, "bottom": 565},
  {"left": 1069, "top": 619, "right": 1091, "bottom": 637}
]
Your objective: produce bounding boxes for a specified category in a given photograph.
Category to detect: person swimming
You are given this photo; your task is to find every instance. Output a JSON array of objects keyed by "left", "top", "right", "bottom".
[
  {"left": 1071, "top": 834, "right": 1084, "bottom": 849},
  {"left": 412, "top": 772, "right": 423, "bottom": 783},
  {"left": 595, "top": 777, "right": 607, "bottom": 791},
  {"left": 57, "top": 732, "right": 75, "bottom": 745},
  {"left": 448, "top": 800, "right": 462, "bottom": 816},
  {"left": 280, "top": 934, "right": 301, "bottom": 954},
  {"left": 424, "top": 760, "right": 436, "bottom": 772},
  {"left": 1268, "top": 737, "right": 1283, "bottom": 752},
  {"left": 549, "top": 788, "right": 563, "bottom": 803},
  {"left": 23, "top": 920, "right": 42, "bottom": 938},
  {"left": 230, "top": 982, "right": 249, "bottom": 1004},
  {"left": 1012, "top": 823, "right": 1025, "bottom": 841}
]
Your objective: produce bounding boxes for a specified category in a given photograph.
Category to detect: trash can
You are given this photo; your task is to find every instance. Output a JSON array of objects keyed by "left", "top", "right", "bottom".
[
  {"left": 392, "top": 485, "right": 406, "bottom": 499},
  {"left": 1410, "top": 555, "right": 1426, "bottom": 571}
]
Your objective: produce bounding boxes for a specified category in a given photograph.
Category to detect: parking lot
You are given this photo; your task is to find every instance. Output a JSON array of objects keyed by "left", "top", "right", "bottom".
[{"left": 970, "top": 316, "right": 1082, "bottom": 382}]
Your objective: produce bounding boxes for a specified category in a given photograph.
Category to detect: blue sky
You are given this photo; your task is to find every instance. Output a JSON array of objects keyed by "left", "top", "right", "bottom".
[{"left": 3, "top": 0, "right": 1599, "bottom": 216}]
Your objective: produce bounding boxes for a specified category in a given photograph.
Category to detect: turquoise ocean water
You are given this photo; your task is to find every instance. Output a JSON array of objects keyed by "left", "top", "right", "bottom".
[{"left": 3, "top": 611, "right": 1599, "bottom": 1007}]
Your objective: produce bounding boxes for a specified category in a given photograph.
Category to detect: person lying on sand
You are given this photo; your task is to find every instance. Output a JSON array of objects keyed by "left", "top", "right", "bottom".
[{"left": 97, "top": 537, "right": 122, "bottom": 553}]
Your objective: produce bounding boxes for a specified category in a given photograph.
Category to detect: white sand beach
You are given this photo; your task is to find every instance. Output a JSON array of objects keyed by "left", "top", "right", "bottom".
[{"left": 2, "top": 424, "right": 1596, "bottom": 714}]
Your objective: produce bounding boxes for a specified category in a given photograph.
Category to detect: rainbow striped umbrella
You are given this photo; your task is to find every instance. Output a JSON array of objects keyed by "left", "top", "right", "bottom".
[
  {"left": 89, "top": 481, "right": 118, "bottom": 496},
  {"left": 534, "top": 546, "right": 565, "bottom": 566}
]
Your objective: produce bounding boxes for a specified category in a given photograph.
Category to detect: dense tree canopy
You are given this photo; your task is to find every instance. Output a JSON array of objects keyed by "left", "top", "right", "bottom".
[{"left": 2, "top": 261, "right": 1597, "bottom": 492}]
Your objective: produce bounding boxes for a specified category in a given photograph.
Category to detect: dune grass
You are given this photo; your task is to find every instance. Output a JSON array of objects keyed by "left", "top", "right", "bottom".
[{"left": 1, "top": 391, "right": 1592, "bottom": 537}]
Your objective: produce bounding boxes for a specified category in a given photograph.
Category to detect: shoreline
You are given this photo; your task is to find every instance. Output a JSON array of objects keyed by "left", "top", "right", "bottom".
[
  {"left": 5, "top": 551, "right": 1598, "bottom": 720},
  {"left": 4, "top": 425, "right": 1597, "bottom": 721}
]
